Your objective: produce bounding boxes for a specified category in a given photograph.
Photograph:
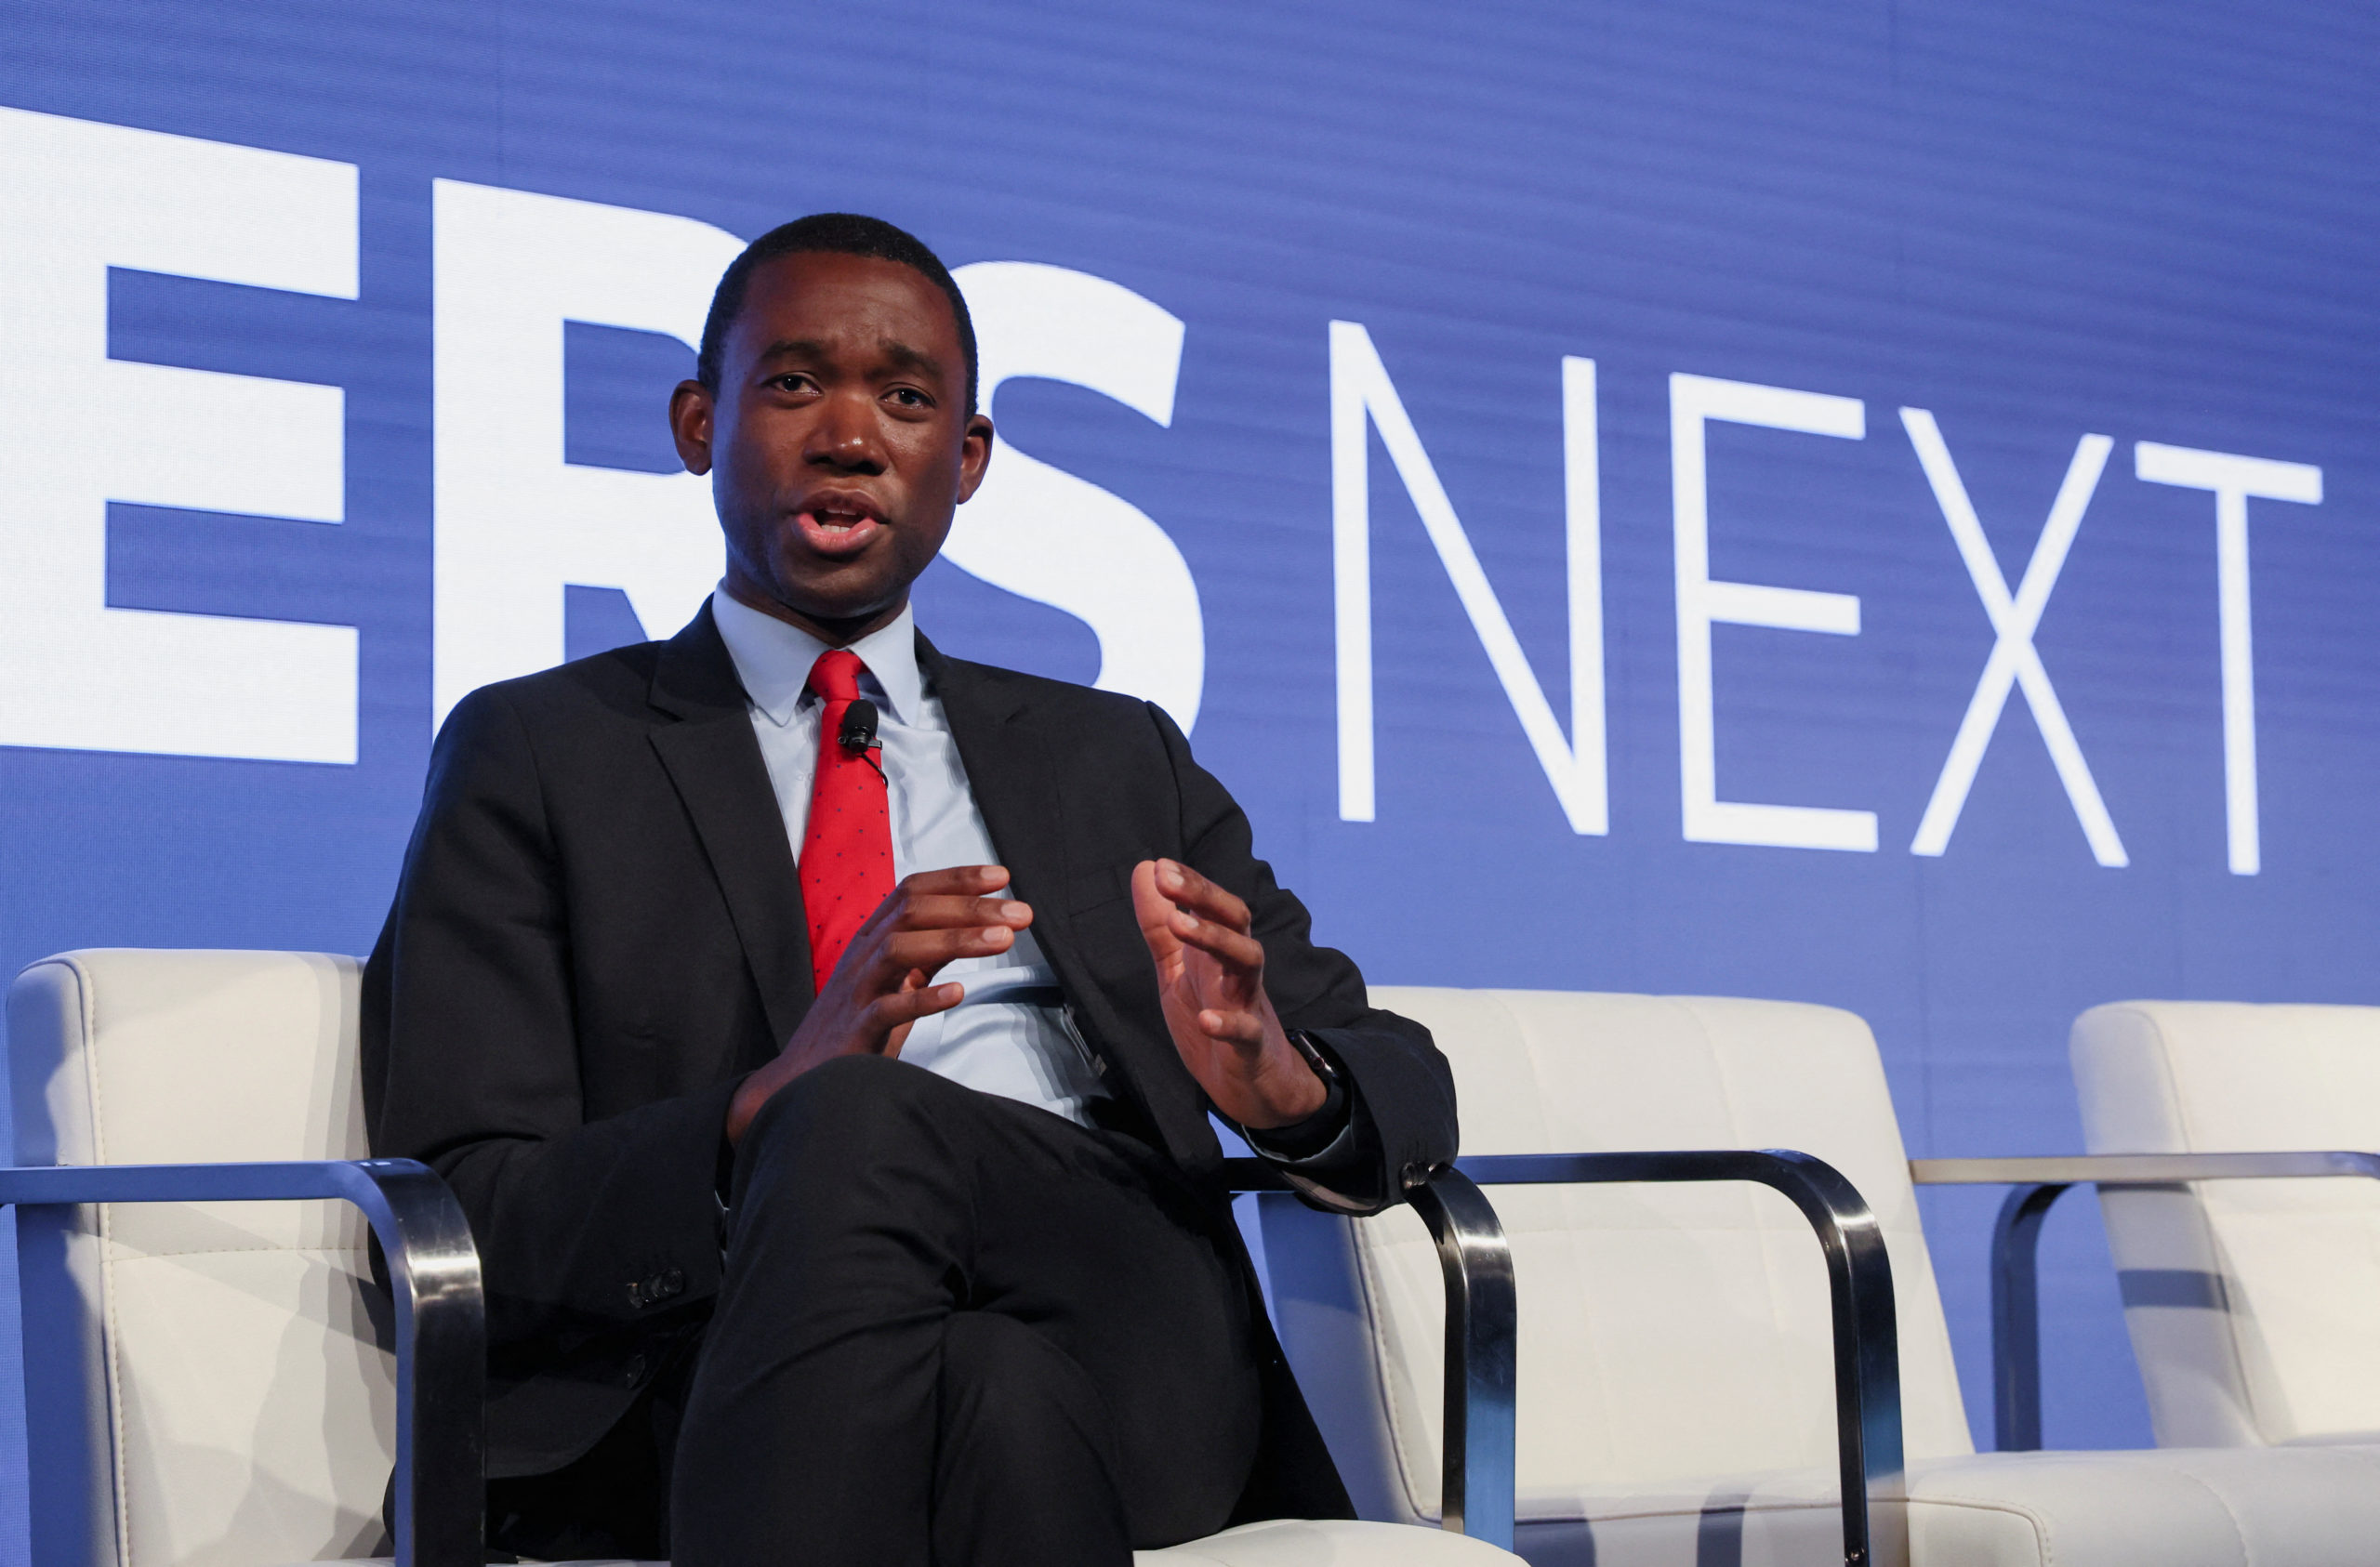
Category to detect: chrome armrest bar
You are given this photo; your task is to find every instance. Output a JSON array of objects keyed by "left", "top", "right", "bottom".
[
  {"left": 1910, "top": 1152, "right": 2380, "bottom": 1451},
  {"left": 1225, "top": 1160, "right": 1519, "bottom": 1549},
  {"left": 0, "top": 1158, "right": 485, "bottom": 1567},
  {"left": 1458, "top": 1152, "right": 1906, "bottom": 1567},
  {"left": 1407, "top": 1171, "right": 1517, "bottom": 1546}
]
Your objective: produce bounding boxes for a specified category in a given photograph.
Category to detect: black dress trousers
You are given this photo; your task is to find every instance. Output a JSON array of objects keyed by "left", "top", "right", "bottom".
[{"left": 668, "top": 1054, "right": 1268, "bottom": 1567}]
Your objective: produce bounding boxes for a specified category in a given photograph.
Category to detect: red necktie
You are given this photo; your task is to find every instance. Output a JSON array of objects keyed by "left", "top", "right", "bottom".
[{"left": 799, "top": 649, "right": 894, "bottom": 993}]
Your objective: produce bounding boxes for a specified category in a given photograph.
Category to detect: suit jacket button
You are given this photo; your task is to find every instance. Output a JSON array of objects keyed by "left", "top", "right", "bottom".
[
  {"left": 1401, "top": 1162, "right": 1429, "bottom": 1191},
  {"left": 654, "top": 1268, "right": 684, "bottom": 1300},
  {"left": 623, "top": 1352, "right": 648, "bottom": 1386}
]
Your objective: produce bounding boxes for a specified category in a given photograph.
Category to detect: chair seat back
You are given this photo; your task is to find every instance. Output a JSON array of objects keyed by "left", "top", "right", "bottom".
[
  {"left": 8, "top": 949, "right": 388, "bottom": 1567},
  {"left": 1263, "top": 988, "right": 1972, "bottom": 1526},
  {"left": 12, "top": 957, "right": 1977, "bottom": 1554},
  {"left": 2073, "top": 1000, "right": 2380, "bottom": 1447}
]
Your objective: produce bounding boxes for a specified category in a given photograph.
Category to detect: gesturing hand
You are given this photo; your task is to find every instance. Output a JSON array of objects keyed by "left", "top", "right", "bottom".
[
  {"left": 727, "top": 864, "right": 1031, "bottom": 1145},
  {"left": 1131, "top": 858, "right": 1328, "bottom": 1130}
]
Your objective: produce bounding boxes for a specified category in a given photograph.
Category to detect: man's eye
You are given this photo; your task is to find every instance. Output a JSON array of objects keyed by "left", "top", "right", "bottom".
[
  {"left": 887, "top": 387, "right": 930, "bottom": 408},
  {"left": 772, "top": 375, "right": 816, "bottom": 393}
]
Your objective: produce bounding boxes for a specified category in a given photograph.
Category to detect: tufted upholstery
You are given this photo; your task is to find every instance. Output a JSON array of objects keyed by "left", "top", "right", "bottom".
[
  {"left": 27, "top": 952, "right": 2380, "bottom": 1567},
  {"left": 2072, "top": 1000, "right": 2380, "bottom": 1448},
  {"left": 11, "top": 949, "right": 390, "bottom": 1567},
  {"left": 1261, "top": 986, "right": 2380, "bottom": 1566},
  {"left": 305, "top": 1521, "right": 1524, "bottom": 1565},
  {"left": 7, "top": 950, "right": 1517, "bottom": 1567}
]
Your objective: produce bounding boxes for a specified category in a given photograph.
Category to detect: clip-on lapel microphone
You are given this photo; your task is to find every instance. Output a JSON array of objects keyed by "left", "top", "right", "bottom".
[{"left": 839, "top": 698, "right": 884, "bottom": 777}]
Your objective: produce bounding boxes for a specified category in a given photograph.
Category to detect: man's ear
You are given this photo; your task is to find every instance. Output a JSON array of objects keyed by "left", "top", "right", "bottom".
[
  {"left": 954, "top": 413, "right": 995, "bottom": 503},
  {"left": 669, "top": 380, "right": 715, "bottom": 476}
]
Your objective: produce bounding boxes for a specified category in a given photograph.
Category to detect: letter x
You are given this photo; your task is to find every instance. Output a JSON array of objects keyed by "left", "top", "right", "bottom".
[{"left": 1902, "top": 409, "right": 2127, "bottom": 866}]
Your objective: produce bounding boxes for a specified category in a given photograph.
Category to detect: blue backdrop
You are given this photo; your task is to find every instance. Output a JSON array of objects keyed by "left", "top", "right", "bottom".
[{"left": 5, "top": 0, "right": 2377, "bottom": 1546}]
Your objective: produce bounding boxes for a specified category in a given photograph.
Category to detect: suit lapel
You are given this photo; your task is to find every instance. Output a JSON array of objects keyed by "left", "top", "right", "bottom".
[
  {"left": 649, "top": 603, "right": 813, "bottom": 1054},
  {"left": 924, "top": 636, "right": 1215, "bottom": 1171},
  {"left": 919, "top": 633, "right": 1070, "bottom": 912}
]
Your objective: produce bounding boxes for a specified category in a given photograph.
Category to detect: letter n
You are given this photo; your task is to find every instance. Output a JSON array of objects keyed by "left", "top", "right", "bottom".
[{"left": 1329, "top": 321, "right": 1606, "bottom": 834}]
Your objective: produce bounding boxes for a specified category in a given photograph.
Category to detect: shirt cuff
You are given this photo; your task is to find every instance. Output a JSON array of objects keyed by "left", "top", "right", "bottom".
[{"left": 1244, "top": 1073, "right": 1355, "bottom": 1167}]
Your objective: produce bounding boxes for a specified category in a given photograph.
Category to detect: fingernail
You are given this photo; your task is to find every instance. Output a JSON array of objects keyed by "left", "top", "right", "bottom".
[{"left": 999, "top": 901, "right": 1027, "bottom": 919}]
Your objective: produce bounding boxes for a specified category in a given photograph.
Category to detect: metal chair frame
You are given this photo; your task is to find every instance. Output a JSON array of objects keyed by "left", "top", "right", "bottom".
[
  {"left": 0, "top": 1159, "right": 483, "bottom": 1567},
  {"left": 2, "top": 1138, "right": 1919, "bottom": 1567},
  {"left": 1226, "top": 1160, "right": 1520, "bottom": 1546},
  {"left": 1447, "top": 1152, "right": 1908, "bottom": 1567},
  {"left": 1911, "top": 1151, "right": 2380, "bottom": 1451},
  {"left": 4, "top": 1155, "right": 1523, "bottom": 1567}
]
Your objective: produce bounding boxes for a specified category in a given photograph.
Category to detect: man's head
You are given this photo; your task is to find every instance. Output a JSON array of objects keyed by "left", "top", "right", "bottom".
[
  {"left": 671, "top": 215, "right": 993, "bottom": 646},
  {"left": 695, "top": 215, "right": 979, "bottom": 415}
]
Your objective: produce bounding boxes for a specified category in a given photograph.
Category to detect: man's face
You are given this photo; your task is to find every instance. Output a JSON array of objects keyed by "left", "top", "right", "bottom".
[{"left": 670, "top": 251, "right": 992, "bottom": 639}]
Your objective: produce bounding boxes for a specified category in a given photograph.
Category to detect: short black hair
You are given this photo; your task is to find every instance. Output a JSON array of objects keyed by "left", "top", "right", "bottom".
[{"left": 695, "top": 213, "right": 978, "bottom": 415}]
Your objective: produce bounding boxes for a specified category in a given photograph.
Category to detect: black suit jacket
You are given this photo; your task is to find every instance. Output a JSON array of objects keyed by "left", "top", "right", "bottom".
[{"left": 362, "top": 602, "right": 1459, "bottom": 1510}]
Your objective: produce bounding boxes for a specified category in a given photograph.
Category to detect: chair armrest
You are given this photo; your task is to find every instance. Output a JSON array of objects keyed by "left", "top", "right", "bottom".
[
  {"left": 1912, "top": 1152, "right": 2380, "bottom": 1186},
  {"left": 1225, "top": 1159, "right": 1518, "bottom": 1548},
  {"left": 0, "top": 1158, "right": 484, "bottom": 1567},
  {"left": 1911, "top": 1152, "right": 2380, "bottom": 1451},
  {"left": 1459, "top": 1152, "right": 1905, "bottom": 1567}
]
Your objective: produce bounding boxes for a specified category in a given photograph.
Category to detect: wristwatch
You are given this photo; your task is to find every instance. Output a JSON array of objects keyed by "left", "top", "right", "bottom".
[
  {"left": 1285, "top": 1027, "right": 1342, "bottom": 1091},
  {"left": 1256, "top": 1028, "right": 1346, "bottom": 1160}
]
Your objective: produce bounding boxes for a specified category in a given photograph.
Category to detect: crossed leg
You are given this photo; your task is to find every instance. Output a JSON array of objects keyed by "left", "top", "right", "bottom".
[{"left": 669, "top": 1054, "right": 1263, "bottom": 1567}]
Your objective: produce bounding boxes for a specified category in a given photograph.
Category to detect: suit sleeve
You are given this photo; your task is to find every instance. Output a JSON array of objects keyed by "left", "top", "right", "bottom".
[
  {"left": 1148, "top": 704, "right": 1459, "bottom": 1215},
  {"left": 363, "top": 687, "right": 737, "bottom": 1350}
]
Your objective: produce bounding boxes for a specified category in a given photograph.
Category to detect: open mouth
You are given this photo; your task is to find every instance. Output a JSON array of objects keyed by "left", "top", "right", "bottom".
[{"left": 793, "top": 497, "right": 884, "bottom": 557}]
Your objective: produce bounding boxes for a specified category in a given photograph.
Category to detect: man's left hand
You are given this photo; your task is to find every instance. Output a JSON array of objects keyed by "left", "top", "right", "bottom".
[{"left": 1131, "top": 858, "right": 1329, "bottom": 1130}]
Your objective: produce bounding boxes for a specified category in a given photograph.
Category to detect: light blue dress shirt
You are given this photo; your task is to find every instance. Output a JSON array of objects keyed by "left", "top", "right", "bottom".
[{"left": 710, "top": 588, "right": 1112, "bottom": 1126}]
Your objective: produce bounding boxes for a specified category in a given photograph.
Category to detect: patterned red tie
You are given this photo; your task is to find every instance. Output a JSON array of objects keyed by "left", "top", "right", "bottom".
[{"left": 799, "top": 649, "right": 894, "bottom": 993}]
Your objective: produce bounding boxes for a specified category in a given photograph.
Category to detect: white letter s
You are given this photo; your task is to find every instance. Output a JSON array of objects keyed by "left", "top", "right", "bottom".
[{"left": 948, "top": 262, "right": 1203, "bottom": 732}]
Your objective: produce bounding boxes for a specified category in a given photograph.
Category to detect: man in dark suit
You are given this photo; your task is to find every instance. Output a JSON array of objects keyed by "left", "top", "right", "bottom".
[{"left": 364, "top": 213, "right": 1457, "bottom": 1565}]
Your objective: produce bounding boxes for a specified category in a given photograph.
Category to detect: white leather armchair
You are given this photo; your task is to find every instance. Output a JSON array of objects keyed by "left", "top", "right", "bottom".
[
  {"left": 2069, "top": 1000, "right": 2380, "bottom": 1449},
  {"left": 8, "top": 949, "right": 482, "bottom": 1567},
  {"left": 1263, "top": 988, "right": 2380, "bottom": 1567},
  {"left": 5, "top": 950, "right": 1518, "bottom": 1567}
]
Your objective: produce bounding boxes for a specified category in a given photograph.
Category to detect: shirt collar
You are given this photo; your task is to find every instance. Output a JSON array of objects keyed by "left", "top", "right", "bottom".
[{"left": 709, "top": 587, "right": 923, "bottom": 729}]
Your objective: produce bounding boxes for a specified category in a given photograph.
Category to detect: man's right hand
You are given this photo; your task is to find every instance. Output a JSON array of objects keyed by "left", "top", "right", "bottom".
[{"left": 725, "top": 864, "right": 1032, "bottom": 1145}]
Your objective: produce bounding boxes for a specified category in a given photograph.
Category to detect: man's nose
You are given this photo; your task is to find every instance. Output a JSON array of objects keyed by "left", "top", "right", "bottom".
[{"left": 804, "top": 392, "right": 886, "bottom": 472}]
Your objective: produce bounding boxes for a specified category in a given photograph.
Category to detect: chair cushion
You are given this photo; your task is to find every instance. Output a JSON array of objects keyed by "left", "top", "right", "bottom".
[
  {"left": 1344, "top": 989, "right": 1972, "bottom": 1523},
  {"left": 1138, "top": 1520, "right": 1522, "bottom": 1562},
  {"left": 297, "top": 1521, "right": 1524, "bottom": 1566},
  {"left": 1514, "top": 1443, "right": 2380, "bottom": 1567},
  {"left": 301, "top": 1447, "right": 2380, "bottom": 1567},
  {"left": 2072, "top": 1000, "right": 2380, "bottom": 1446},
  {"left": 12, "top": 949, "right": 388, "bottom": 1567}
]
